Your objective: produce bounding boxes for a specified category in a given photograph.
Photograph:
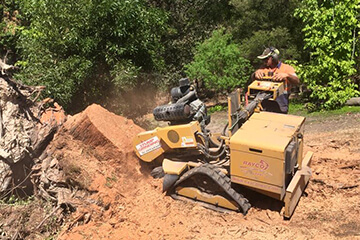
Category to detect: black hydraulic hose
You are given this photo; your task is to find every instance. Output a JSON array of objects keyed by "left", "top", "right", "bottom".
[
  {"left": 208, "top": 138, "right": 225, "bottom": 154},
  {"left": 210, "top": 156, "right": 229, "bottom": 166},
  {"left": 196, "top": 131, "right": 225, "bottom": 155},
  {"left": 196, "top": 131, "right": 209, "bottom": 150},
  {"left": 196, "top": 130, "right": 226, "bottom": 154},
  {"left": 208, "top": 136, "right": 223, "bottom": 149},
  {"left": 218, "top": 92, "right": 271, "bottom": 136},
  {"left": 208, "top": 135, "right": 220, "bottom": 148},
  {"left": 221, "top": 122, "right": 229, "bottom": 137},
  {"left": 197, "top": 92, "right": 272, "bottom": 161},
  {"left": 197, "top": 142, "right": 226, "bottom": 160},
  {"left": 202, "top": 128, "right": 219, "bottom": 148}
]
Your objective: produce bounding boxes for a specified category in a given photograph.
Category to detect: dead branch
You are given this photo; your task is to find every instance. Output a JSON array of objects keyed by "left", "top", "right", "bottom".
[
  {"left": 256, "top": 217, "right": 270, "bottom": 225},
  {"left": 11, "top": 216, "right": 23, "bottom": 240},
  {"left": 36, "top": 205, "right": 62, "bottom": 230},
  {"left": 338, "top": 185, "right": 359, "bottom": 190},
  {"left": 0, "top": 169, "right": 34, "bottom": 199},
  {"left": 0, "top": 58, "right": 14, "bottom": 75},
  {"left": 339, "top": 162, "right": 360, "bottom": 169},
  {"left": 0, "top": 106, "right": 3, "bottom": 138}
]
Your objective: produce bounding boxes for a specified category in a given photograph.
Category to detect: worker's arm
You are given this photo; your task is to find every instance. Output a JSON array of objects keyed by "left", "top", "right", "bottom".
[{"left": 273, "top": 72, "right": 300, "bottom": 85}]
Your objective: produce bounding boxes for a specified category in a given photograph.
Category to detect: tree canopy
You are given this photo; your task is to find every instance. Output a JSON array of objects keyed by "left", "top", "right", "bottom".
[
  {"left": 185, "top": 28, "right": 253, "bottom": 93},
  {"left": 295, "top": 0, "right": 360, "bottom": 110},
  {"left": 0, "top": 0, "right": 359, "bottom": 114}
]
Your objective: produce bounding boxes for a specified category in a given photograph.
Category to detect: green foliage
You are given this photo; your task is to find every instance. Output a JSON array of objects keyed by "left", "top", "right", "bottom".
[
  {"left": 111, "top": 59, "right": 141, "bottom": 91},
  {"left": 295, "top": 0, "right": 360, "bottom": 110},
  {"left": 149, "top": 0, "right": 233, "bottom": 79},
  {"left": 0, "top": 195, "right": 34, "bottom": 206},
  {"left": 239, "top": 27, "right": 301, "bottom": 66},
  {"left": 208, "top": 105, "right": 227, "bottom": 114},
  {"left": 288, "top": 102, "right": 306, "bottom": 115},
  {"left": 289, "top": 102, "right": 360, "bottom": 117},
  {"left": 185, "top": 28, "right": 253, "bottom": 92},
  {"left": 229, "top": 0, "right": 305, "bottom": 61},
  {"left": 15, "top": 0, "right": 168, "bottom": 110},
  {"left": 229, "top": 0, "right": 301, "bottom": 40},
  {"left": 3, "top": 0, "right": 359, "bottom": 115},
  {"left": 0, "top": 0, "right": 21, "bottom": 62}
]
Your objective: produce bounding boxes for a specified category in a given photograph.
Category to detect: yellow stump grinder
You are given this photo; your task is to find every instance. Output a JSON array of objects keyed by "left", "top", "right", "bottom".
[{"left": 133, "top": 77, "right": 313, "bottom": 218}]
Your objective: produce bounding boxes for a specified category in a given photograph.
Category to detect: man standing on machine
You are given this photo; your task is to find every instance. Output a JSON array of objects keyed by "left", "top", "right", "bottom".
[{"left": 251, "top": 47, "right": 300, "bottom": 113}]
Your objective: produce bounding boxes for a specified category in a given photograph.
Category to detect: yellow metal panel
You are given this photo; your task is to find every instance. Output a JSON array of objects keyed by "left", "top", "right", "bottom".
[
  {"left": 230, "top": 111, "right": 305, "bottom": 159},
  {"left": 231, "top": 132, "right": 288, "bottom": 159},
  {"left": 133, "top": 121, "right": 202, "bottom": 162},
  {"left": 240, "top": 119, "right": 299, "bottom": 137},
  {"left": 250, "top": 187, "right": 282, "bottom": 200},
  {"left": 231, "top": 175, "right": 283, "bottom": 195},
  {"left": 297, "top": 138, "right": 304, "bottom": 169},
  {"left": 162, "top": 158, "right": 188, "bottom": 175},
  {"left": 133, "top": 130, "right": 166, "bottom": 162},
  {"left": 229, "top": 111, "right": 306, "bottom": 198},
  {"left": 250, "top": 111, "right": 305, "bottom": 128},
  {"left": 284, "top": 151, "right": 313, "bottom": 218},
  {"left": 227, "top": 97, "right": 232, "bottom": 137},
  {"left": 230, "top": 149, "right": 284, "bottom": 187},
  {"left": 175, "top": 187, "right": 239, "bottom": 211},
  {"left": 230, "top": 125, "right": 288, "bottom": 159},
  {"left": 236, "top": 88, "right": 241, "bottom": 105},
  {"left": 156, "top": 121, "right": 201, "bottom": 149},
  {"left": 247, "top": 81, "right": 285, "bottom": 100}
]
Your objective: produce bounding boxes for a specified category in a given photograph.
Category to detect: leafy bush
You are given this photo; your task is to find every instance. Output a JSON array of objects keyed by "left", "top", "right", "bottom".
[
  {"left": 0, "top": 1, "right": 20, "bottom": 63},
  {"left": 208, "top": 105, "right": 227, "bottom": 114},
  {"left": 15, "top": 0, "right": 168, "bottom": 111},
  {"left": 295, "top": 0, "right": 359, "bottom": 110},
  {"left": 239, "top": 27, "right": 301, "bottom": 66},
  {"left": 185, "top": 28, "right": 253, "bottom": 93}
]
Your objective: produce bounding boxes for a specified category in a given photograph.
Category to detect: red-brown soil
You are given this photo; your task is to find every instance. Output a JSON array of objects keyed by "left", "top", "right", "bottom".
[
  {"left": 7, "top": 104, "right": 359, "bottom": 240},
  {"left": 56, "top": 105, "right": 360, "bottom": 240}
]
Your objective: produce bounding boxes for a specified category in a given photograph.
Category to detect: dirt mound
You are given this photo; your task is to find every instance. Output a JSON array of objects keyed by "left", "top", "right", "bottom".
[
  {"left": 65, "top": 104, "right": 143, "bottom": 155},
  {"left": 29, "top": 104, "right": 148, "bottom": 239}
]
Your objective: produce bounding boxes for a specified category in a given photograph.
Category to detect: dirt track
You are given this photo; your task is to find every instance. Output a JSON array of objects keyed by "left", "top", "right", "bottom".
[
  {"left": 2, "top": 104, "right": 359, "bottom": 239},
  {"left": 51, "top": 105, "right": 359, "bottom": 240}
]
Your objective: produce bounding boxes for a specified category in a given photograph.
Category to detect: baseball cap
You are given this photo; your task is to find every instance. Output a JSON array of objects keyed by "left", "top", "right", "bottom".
[{"left": 257, "top": 47, "right": 280, "bottom": 59}]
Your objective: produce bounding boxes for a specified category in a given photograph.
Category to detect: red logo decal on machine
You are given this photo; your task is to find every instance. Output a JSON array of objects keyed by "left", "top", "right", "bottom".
[{"left": 243, "top": 160, "right": 269, "bottom": 170}]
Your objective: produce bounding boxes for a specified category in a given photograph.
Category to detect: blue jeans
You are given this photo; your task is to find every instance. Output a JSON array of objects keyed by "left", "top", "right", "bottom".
[{"left": 276, "top": 93, "right": 289, "bottom": 114}]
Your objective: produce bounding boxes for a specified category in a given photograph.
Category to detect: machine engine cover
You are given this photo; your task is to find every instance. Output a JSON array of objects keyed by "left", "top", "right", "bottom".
[{"left": 229, "top": 111, "right": 305, "bottom": 199}]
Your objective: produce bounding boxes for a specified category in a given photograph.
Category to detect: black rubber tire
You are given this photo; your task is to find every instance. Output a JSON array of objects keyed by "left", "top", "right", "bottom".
[{"left": 150, "top": 166, "right": 165, "bottom": 179}]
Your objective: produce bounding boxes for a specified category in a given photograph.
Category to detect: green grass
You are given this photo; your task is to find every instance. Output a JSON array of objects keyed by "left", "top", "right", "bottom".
[
  {"left": 288, "top": 102, "right": 360, "bottom": 117},
  {"left": 105, "top": 175, "right": 117, "bottom": 188},
  {"left": 207, "top": 100, "right": 360, "bottom": 118},
  {"left": 0, "top": 195, "right": 34, "bottom": 206},
  {"left": 208, "top": 105, "right": 227, "bottom": 114}
]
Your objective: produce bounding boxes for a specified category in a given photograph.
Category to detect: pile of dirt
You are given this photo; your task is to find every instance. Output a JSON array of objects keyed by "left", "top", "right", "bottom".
[
  {"left": 29, "top": 104, "right": 146, "bottom": 237},
  {"left": 0, "top": 102, "right": 149, "bottom": 239}
]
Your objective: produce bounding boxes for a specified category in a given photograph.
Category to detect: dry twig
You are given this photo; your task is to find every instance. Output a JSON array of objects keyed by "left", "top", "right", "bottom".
[{"left": 36, "top": 205, "right": 61, "bottom": 230}]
